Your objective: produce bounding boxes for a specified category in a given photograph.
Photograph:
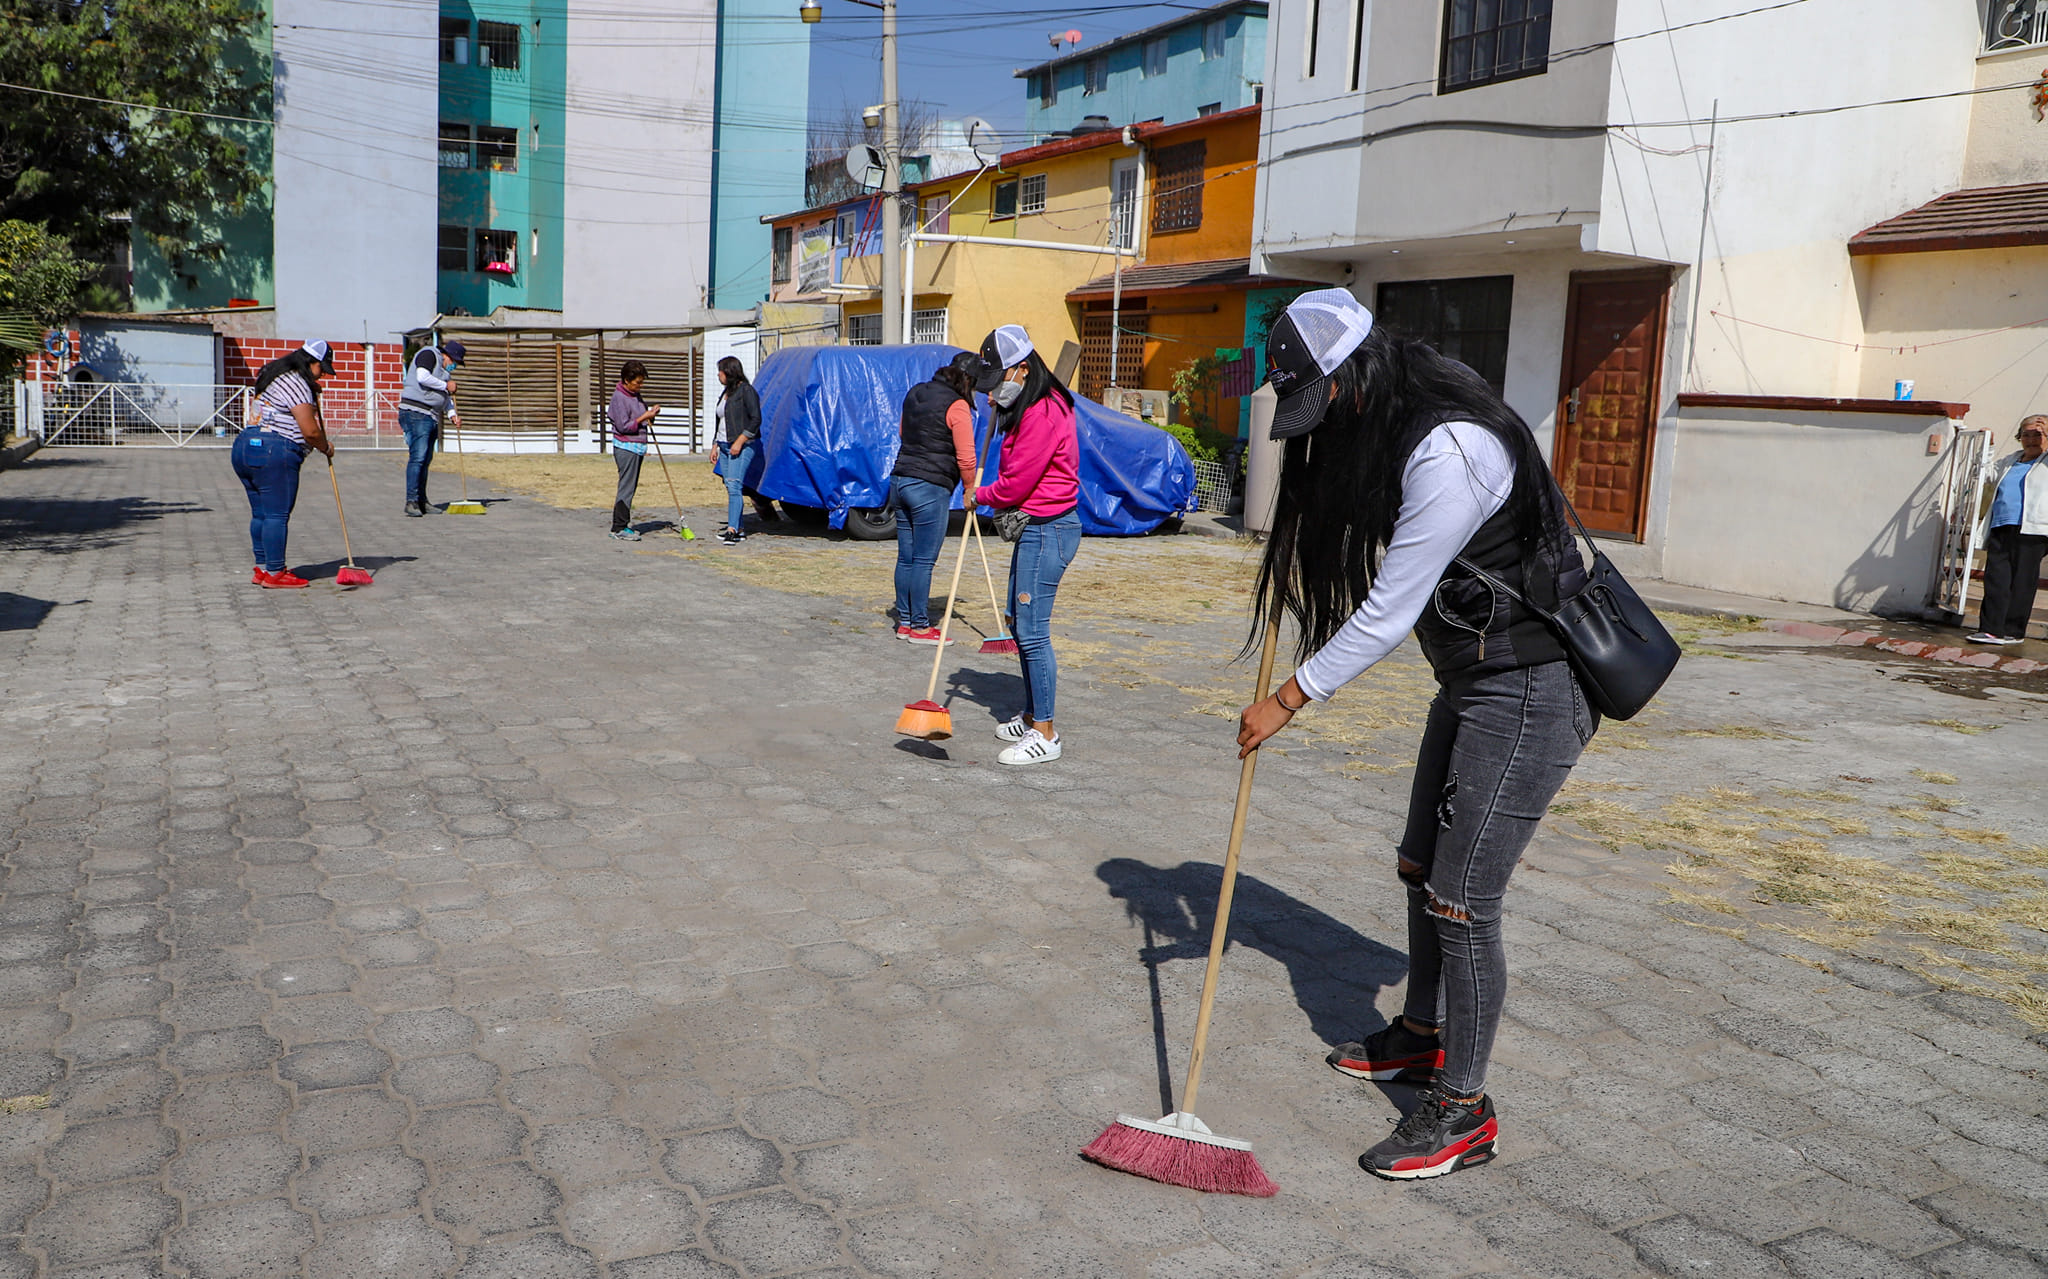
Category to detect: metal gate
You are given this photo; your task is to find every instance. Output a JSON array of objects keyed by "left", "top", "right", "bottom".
[
  {"left": 1932, "top": 426, "right": 1995, "bottom": 619},
  {"left": 11, "top": 381, "right": 402, "bottom": 448}
]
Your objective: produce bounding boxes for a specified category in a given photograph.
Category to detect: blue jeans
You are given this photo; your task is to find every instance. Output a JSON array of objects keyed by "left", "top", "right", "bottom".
[
  {"left": 890, "top": 476, "right": 952, "bottom": 627},
  {"left": 230, "top": 427, "right": 307, "bottom": 572},
  {"left": 1007, "top": 507, "right": 1081, "bottom": 723},
  {"left": 717, "top": 443, "right": 756, "bottom": 530},
  {"left": 1397, "top": 660, "right": 1597, "bottom": 1096},
  {"left": 399, "top": 408, "right": 438, "bottom": 504}
]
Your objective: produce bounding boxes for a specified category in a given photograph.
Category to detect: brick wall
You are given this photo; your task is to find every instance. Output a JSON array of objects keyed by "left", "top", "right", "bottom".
[
  {"left": 21, "top": 329, "right": 83, "bottom": 383},
  {"left": 221, "top": 338, "right": 405, "bottom": 393}
]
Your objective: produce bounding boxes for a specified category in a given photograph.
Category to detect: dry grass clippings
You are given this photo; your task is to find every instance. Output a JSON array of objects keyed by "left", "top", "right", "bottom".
[{"left": 459, "top": 452, "right": 729, "bottom": 511}]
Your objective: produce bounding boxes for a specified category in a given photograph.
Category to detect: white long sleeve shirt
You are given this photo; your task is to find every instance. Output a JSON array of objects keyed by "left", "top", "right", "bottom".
[{"left": 1292, "top": 421, "right": 1514, "bottom": 702}]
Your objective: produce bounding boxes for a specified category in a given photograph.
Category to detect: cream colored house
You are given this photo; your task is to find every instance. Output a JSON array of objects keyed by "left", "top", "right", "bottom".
[{"left": 1252, "top": 1, "right": 2048, "bottom": 624}]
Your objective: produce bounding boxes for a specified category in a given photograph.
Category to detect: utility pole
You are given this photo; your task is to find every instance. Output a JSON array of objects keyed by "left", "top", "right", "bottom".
[
  {"left": 803, "top": 0, "right": 902, "bottom": 344},
  {"left": 880, "top": 0, "right": 902, "bottom": 345}
]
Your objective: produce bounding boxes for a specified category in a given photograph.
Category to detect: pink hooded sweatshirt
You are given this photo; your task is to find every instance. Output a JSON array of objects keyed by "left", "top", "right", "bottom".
[{"left": 975, "top": 394, "right": 1079, "bottom": 516}]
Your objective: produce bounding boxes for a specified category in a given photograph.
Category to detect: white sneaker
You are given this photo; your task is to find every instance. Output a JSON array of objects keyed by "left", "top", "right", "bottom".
[
  {"left": 998, "top": 729, "right": 1061, "bottom": 766},
  {"left": 993, "top": 715, "right": 1030, "bottom": 742},
  {"left": 1967, "top": 632, "right": 2001, "bottom": 644}
]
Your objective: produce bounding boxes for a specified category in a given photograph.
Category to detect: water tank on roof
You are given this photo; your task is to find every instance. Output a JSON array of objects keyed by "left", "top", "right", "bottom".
[{"left": 1070, "top": 115, "right": 1113, "bottom": 135}]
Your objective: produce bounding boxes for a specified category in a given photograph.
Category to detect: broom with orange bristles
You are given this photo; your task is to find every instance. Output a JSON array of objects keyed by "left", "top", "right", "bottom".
[
  {"left": 893, "top": 486, "right": 979, "bottom": 738},
  {"left": 1080, "top": 616, "right": 1283, "bottom": 1197}
]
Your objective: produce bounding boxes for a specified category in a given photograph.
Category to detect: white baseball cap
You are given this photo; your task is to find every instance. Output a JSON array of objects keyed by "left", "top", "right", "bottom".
[
  {"left": 301, "top": 339, "right": 334, "bottom": 366},
  {"left": 1265, "top": 289, "right": 1374, "bottom": 439},
  {"left": 974, "top": 324, "right": 1035, "bottom": 392}
]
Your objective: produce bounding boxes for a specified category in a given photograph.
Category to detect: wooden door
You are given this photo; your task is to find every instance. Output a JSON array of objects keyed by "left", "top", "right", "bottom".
[{"left": 1553, "top": 271, "right": 1670, "bottom": 538}]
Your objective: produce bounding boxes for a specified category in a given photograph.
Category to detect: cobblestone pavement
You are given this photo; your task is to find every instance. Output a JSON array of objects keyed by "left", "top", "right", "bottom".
[{"left": 3, "top": 447, "right": 2047, "bottom": 1279}]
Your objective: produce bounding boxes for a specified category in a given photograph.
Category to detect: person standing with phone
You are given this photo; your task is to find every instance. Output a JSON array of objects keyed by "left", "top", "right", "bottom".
[
  {"left": 397, "top": 338, "right": 465, "bottom": 516},
  {"left": 714, "top": 356, "right": 761, "bottom": 545},
  {"left": 608, "top": 360, "right": 659, "bottom": 541}
]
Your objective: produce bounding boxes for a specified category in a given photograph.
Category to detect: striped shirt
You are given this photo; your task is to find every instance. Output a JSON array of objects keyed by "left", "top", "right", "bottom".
[{"left": 256, "top": 372, "right": 315, "bottom": 444}]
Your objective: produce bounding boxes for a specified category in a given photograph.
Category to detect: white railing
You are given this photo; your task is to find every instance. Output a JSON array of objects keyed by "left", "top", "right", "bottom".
[
  {"left": 11, "top": 381, "right": 406, "bottom": 448},
  {"left": 1985, "top": 0, "right": 2048, "bottom": 50}
]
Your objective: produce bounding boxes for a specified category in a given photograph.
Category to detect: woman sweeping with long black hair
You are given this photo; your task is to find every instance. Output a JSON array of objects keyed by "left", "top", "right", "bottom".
[{"left": 1235, "top": 289, "right": 1599, "bottom": 1180}]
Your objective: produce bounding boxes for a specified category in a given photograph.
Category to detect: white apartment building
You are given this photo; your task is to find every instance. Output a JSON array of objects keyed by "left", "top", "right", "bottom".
[{"left": 1254, "top": 1, "right": 2048, "bottom": 618}]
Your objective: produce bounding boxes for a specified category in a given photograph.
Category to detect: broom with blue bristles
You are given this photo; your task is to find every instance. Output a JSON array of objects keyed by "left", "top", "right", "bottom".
[{"left": 1080, "top": 617, "right": 1282, "bottom": 1197}]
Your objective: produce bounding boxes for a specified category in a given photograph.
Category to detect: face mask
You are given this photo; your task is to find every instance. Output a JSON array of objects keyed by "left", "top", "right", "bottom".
[{"left": 991, "top": 380, "right": 1023, "bottom": 408}]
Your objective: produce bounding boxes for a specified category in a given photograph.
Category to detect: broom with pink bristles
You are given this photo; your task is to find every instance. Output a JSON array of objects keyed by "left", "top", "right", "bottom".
[{"left": 1081, "top": 618, "right": 1282, "bottom": 1197}]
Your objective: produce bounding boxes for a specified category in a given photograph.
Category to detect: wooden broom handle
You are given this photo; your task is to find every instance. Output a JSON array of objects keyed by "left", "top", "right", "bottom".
[
  {"left": 1181, "top": 615, "right": 1280, "bottom": 1116},
  {"left": 326, "top": 458, "right": 357, "bottom": 567},
  {"left": 967, "top": 509, "right": 1005, "bottom": 624},
  {"left": 919, "top": 429, "right": 995, "bottom": 703}
]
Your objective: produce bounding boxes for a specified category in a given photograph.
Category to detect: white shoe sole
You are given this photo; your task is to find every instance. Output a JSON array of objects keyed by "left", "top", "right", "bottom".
[{"left": 998, "top": 742, "right": 1061, "bottom": 765}]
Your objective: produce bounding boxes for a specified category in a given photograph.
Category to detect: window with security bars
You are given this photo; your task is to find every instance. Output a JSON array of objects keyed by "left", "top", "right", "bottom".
[
  {"left": 475, "top": 228, "right": 517, "bottom": 274},
  {"left": 1151, "top": 141, "right": 1205, "bottom": 234},
  {"left": 1440, "top": 0, "right": 1551, "bottom": 93},
  {"left": 771, "top": 227, "right": 792, "bottom": 284},
  {"left": 439, "top": 18, "right": 469, "bottom": 63},
  {"left": 477, "top": 20, "right": 520, "bottom": 70},
  {"left": 910, "top": 308, "right": 948, "bottom": 344},
  {"left": 438, "top": 123, "right": 472, "bottom": 169},
  {"left": 1019, "top": 174, "right": 1047, "bottom": 215},
  {"left": 1084, "top": 57, "right": 1107, "bottom": 95},
  {"left": 438, "top": 226, "right": 468, "bottom": 272},
  {"left": 477, "top": 126, "right": 518, "bottom": 173},
  {"left": 1374, "top": 275, "right": 1514, "bottom": 393},
  {"left": 1986, "top": 0, "right": 2048, "bottom": 48},
  {"left": 846, "top": 313, "right": 883, "bottom": 345},
  {"left": 1078, "top": 308, "right": 1145, "bottom": 402}
]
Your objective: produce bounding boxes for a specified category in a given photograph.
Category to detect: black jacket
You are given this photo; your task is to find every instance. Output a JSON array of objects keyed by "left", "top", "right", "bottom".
[
  {"left": 892, "top": 378, "right": 968, "bottom": 489},
  {"left": 722, "top": 381, "right": 761, "bottom": 446}
]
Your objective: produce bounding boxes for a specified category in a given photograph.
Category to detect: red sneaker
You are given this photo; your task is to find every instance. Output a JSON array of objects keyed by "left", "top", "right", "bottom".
[
  {"left": 261, "top": 570, "right": 311, "bottom": 589},
  {"left": 1360, "top": 1089, "right": 1498, "bottom": 1180},
  {"left": 251, "top": 566, "right": 270, "bottom": 585},
  {"left": 1327, "top": 1021, "right": 1445, "bottom": 1083},
  {"left": 900, "top": 626, "right": 954, "bottom": 646}
]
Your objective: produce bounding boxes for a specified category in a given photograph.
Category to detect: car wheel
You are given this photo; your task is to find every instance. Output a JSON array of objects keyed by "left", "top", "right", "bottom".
[{"left": 844, "top": 506, "right": 898, "bottom": 540}]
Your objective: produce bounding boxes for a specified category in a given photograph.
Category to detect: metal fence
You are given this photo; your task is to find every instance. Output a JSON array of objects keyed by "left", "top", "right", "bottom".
[
  {"left": 11, "top": 381, "right": 406, "bottom": 448},
  {"left": 1191, "top": 457, "right": 1235, "bottom": 514}
]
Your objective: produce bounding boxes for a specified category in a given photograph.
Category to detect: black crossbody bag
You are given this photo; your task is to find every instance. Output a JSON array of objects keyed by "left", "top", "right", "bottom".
[{"left": 1454, "top": 493, "right": 1681, "bottom": 721}]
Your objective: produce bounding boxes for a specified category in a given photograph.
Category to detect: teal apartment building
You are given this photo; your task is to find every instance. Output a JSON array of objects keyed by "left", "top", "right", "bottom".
[{"left": 1017, "top": 0, "right": 1267, "bottom": 139}]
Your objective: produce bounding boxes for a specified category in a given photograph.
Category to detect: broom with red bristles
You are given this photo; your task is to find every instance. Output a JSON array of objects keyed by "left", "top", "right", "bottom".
[
  {"left": 325, "top": 458, "right": 375, "bottom": 587},
  {"left": 1081, "top": 617, "right": 1283, "bottom": 1197},
  {"left": 965, "top": 513, "right": 1018, "bottom": 655}
]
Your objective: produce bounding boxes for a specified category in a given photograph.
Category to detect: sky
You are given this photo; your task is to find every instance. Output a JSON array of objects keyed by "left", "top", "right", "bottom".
[{"left": 804, "top": 1, "right": 1199, "bottom": 145}]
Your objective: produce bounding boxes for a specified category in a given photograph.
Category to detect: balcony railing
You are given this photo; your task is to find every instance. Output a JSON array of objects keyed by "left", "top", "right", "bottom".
[{"left": 1986, "top": 0, "right": 2048, "bottom": 50}]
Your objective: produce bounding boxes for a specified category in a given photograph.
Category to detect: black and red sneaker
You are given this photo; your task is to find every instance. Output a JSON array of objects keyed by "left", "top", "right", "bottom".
[
  {"left": 1326, "top": 1021, "right": 1445, "bottom": 1084},
  {"left": 1360, "top": 1088, "right": 1498, "bottom": 1181}
]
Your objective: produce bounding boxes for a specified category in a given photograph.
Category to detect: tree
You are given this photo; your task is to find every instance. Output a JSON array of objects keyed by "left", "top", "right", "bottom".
[
  {"left": 805, "top": 97, "right": 942, "bottom": 209},
  {"left": 0, "top": 0, "right": 268, "bottom": 274},
  {"left": 0, "top": 220, "right": 85, "bottom": 378}
]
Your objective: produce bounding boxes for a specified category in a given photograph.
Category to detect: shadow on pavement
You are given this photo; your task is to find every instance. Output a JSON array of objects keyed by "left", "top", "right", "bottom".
[
  {"left": 1097, "top": 858, "right": 1410, "bottom": 1110},
  {"left": 941, "top": 664, "right": 1026, "bottom": 724},
  {"left": 293, "top": 555, "right": 419, "bottom": 581},
  {"left": 0, "top": 593, "right": 63, "bottom": 632},
  {"left": 0, "top": 493, "right": 209, "bottom": 552}
]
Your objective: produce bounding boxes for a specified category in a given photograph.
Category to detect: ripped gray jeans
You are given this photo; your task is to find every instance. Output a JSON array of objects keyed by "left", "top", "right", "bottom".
[{"left": 1397, "top": 660, "right": 1597, "bottom": 1097}]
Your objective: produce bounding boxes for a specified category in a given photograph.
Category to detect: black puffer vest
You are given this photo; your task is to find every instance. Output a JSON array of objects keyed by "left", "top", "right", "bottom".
[
  {"left": 892, "top": 380, "right": 966, "bottom": 489},
  {"left": 1409, "top": 429, "right": 1585, "bottom": 684}
]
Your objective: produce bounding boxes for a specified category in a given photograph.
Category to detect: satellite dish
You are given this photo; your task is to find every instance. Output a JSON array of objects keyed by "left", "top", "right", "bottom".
[
  {"left": 844, "top": 143, "right": 884, "bottom": 191},
  {"left": 962, "top": 117, "right": 1000, "bottom": 165}
]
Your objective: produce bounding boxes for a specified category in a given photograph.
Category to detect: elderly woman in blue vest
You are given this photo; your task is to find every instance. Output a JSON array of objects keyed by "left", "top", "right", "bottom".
[
  {"left": 232, "top": 340, "right": 336, "bottom": 589},
  {"left": 1970, "top": 414, "right": 2048, "bottom": 644},
  {"left": 397, "top": 337, "right": 465, "bottom": 516},
  {"left": 1234, "top": 290, "right": 1598, "bottom": 1182},
  {"left": 889, "top": 352, "right": 981, "bottom": 643},
  {"left": 713, "top": 357, "right": 762, "bottom": 545}
]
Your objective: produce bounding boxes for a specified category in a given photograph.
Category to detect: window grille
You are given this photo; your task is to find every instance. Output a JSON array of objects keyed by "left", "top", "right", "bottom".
[
  {"left": 772, "top": 227, "right": 793, "bottom": 284},
  {"left": 1142, "top": 38, "right": 1168, "bottom": 78},
  {"left": 910, "top": 308, "right": 948, "bottom": 345},
  {"left": 1374, "top": 276, "right": 1514, "bottom": 393},
  {"left": 992, "top": 180, "right": 1019, "bottom": 220},
  {"left": 1986, "top": 0, "right": 2048, "bottom": 48},
  {"left": 846, "top": 314, "right": 883, "bottom": 345},
  {"left": 1079, "top": 309, "right": 1146, "bottom": 402},
  {"left": 438, "top": 123, "right": 472, "bottom": 169},
  {"left": 1203, "top": 18, "right": 1226, "bottom": 61},
  {"left": 1150, "top": 141, "right": 1205, "bottom": 234},
  {"left": 1440, "top": 0, "right": 1551, "bottom": 93},
  {"left": 1084, "top": 57, "right": 1107, "bottom": 95},
  {"left": 438, "top": 226, "right": 468, "bottom": 272},
  {"left": 475, "top": 228, "right": 517, "bottom": 274},
  {"left": 477, "top": 20, "right": 520, "bottom": 70},
  {"left": 476, "top": 126, "right": 518, "bottom": 173},
  {"left": 1019, "top": 174, "right": 1047, "bottom": 216},
  {"left": 439, "top": 18, "right": 469, "bottom": 64}
]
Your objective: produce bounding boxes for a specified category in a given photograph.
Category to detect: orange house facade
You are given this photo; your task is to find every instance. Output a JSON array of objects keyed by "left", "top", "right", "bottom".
[{"left": 1065, "top": 106, "right": 1315, "bottom": 439}]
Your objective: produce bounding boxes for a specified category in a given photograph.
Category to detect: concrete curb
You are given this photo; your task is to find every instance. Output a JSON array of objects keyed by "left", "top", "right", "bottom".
[
  {"left": 1764, "top": 619, "right": 2043, "bottom": 675},
  {"left": 0, "top": 437, "right": 42, "bottom": 472}
]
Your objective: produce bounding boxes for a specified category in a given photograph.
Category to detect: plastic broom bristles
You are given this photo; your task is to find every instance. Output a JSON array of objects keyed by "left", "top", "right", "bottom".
[
  {"left": 895, "top": 699, "right": 952, "bottom": 741},
  {"left": 336, "top": 567, "right": 373, "bottom": 586},
  {"left": 978, "top": 635, "right": 1019, "bottom": 654},
  {"left": 1081, "top": 1117, "right": 1278, "bottom": 1197}
]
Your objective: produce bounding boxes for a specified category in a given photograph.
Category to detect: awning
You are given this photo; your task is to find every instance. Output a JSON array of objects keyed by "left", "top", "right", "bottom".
[
  {"left": 1067, "top": 257, "right": 1320, "bottom": 300},
  {"left": 1848, "top": 182, "right": 2048, "bottom": 256}
]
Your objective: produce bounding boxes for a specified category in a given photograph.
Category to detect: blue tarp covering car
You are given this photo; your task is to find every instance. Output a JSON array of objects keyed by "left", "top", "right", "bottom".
[{"left": 745, "top": 343, "right": 1196, "bottom": 537}]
